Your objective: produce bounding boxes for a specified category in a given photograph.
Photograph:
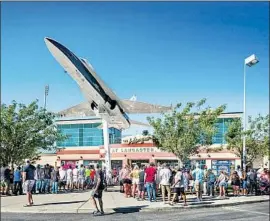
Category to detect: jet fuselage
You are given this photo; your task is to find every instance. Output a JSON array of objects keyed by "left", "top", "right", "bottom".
[{"left": 44, "top": 37, "right": 130, "bottom": 129}]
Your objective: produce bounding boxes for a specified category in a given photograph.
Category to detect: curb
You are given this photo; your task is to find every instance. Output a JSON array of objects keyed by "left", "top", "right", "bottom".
[
  {"left": 1, "top": 199, "right": 269, "bottom": 214},
  {"left": 140, "top": 199, "right": 270, "bottom": 212}
]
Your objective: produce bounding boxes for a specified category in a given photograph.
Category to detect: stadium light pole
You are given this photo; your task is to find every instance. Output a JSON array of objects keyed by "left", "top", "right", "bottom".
[
  {"left": 243, "top": 54, "right": 259, "bottom": 170},
  {"left": 44, "top": 85, "right": 49, "bottom": 110}
]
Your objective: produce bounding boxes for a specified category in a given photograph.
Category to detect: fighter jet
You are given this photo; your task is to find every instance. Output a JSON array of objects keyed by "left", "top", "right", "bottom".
[{"left": 44, "top": 37, "right": 171, "bottom": 130}]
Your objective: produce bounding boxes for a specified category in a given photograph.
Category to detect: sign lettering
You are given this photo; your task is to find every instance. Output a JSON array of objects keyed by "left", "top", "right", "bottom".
[{"left": 111, "top": 147, "right": 160, "bottom": 153}]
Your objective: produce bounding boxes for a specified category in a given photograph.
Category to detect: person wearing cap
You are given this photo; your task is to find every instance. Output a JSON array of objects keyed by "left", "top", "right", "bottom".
[{"left": 22, "top": 159, "right": 36, "bottom": 207}]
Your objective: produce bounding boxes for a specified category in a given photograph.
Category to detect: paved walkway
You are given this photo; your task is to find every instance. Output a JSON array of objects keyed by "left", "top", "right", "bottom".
[{"left": 1, "top": 187, "right": 269, "bottom": 214}]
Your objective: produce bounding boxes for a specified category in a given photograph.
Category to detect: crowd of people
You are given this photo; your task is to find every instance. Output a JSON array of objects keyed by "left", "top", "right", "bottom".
[
  {"left": 0, "top": 160, "right": 106, "bottom": 215},
  {"left": 1, "top": 160, "right": 269, "bottom": 210},
  {"left": 0, "top": 162, "right": 102, "bottom": 196},
  {"left": 116, "top": 163, "right": 270, "bottom": 205}
]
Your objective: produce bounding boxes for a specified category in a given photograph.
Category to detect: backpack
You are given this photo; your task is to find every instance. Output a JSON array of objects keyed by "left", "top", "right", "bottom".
[{"left": 169, "top": 170, "right": 174, "bottom": 184}]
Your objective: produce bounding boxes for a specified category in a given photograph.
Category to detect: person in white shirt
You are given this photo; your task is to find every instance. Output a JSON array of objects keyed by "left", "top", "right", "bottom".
[
  {"left": 59, "top": 166, "right": 67, "bottom": 191},
  {"left": 73, "top": 166, "right": 79, "bottom": 189},
  {"left": 159, "top": 164, "right": 172, "bottom": 204},
  {"left": 66, "top": 166, "right": 73, "bottom": 191},
  {"left": 171, "top": 167, "right": 187, "bottom": 206}
]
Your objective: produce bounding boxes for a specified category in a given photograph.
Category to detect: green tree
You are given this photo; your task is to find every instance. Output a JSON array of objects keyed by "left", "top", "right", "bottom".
[
  {"left": 225, "top": 114, "right": 269, "bottom": 167},
  {"left": 0, "top": 100, "right": 66, "bottom": 167},
  {"left": 147, "top": 99, "right": 226, "bottom": 166}
]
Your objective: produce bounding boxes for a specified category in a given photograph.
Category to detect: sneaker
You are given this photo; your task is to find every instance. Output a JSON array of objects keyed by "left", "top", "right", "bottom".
[{"left": 93, "top": 211, "right": 104, "bottom": 216}]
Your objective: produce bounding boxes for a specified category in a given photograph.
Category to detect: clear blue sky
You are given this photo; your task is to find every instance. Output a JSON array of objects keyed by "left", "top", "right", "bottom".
[{"left": 1, "top": 2, "right": 269, "bottom": 134}]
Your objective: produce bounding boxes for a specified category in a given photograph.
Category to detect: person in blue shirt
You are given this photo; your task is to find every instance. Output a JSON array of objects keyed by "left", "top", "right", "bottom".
[
  {"left": 192, "top": 163, "right": 204, "bottom": 202},
  {"left": 14, "top": 166, "right": 23, "bottom": 195},
  {"left": 206, "top": 169, "right": 216, "bottom": 197}
]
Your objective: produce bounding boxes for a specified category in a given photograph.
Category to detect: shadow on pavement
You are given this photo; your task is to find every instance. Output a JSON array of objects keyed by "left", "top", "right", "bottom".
[
  {"left": 104, "top": 189, "right": 120, "bottom": 193},
  {"left": 187, "top": 201, "right": 214, "bottom": 206},
  {"left": 112, "top": 205, "right": 148, "bottom": 214},
  {"left": 34, "top": 200, "right": 87, "bottom": 206}
]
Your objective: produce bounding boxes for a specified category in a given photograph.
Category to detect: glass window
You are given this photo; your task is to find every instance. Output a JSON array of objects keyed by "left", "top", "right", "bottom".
[
  {"left": 83, "top": 124, "right": 92, "bottom": 128},
  {"left": 57, "top": 123, "right": 122, "bottom": 147}
]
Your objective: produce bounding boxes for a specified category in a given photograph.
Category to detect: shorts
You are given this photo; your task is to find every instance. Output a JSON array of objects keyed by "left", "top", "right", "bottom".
[
  {"left": 59, "top": 180, "right": 67, "bottom": 187},
  {"left": 132, "top": 178, "right": 139, "bottom": 185},
  {"left": 23, "top": 180, "right": 35, "bottom": 193},
  {"left": 161, "top": 184, "right": 171, "bottom": 197},
  {"left": 231, "top": 180, "right": 240, "bottom": 189},
  {"left": 138, "top": 183, "right": 145, "bottom": 192},
  {"left": 242, "top": 180, "right": 247, "bottom": 189},
  {"left": 73, "top": 176, "right": 78, "bottom": 183},
  {"left": 78, "top": 177, "right": 85, "bottom": 185},
  {"left": 195, "top": 181, "right": 203, "bottom": 192},
  {"left": 1, "top": 180, "right": 10, "bottom": 188},
  {"left": 0, "top": 181, "right": 5, "bottom": 187},
  {"left": 173, "top": 187, "right": 185, "bottom": 196},
  {"left": 91, "top": 189, "right": 103, "bottom": 199},
  {"left": 85, "top": 177, "right": 91, "bottom": 185},
  {"left": 67, "top": 179, "right": 73, "bottom": 186},
  {"left": 219, "top": 181, "right": 227, "bottom": 187},
  {"left": 123, "top": 179, "right": 132, "bottom": 185},
  {"left": 232, "top": 185, "right": 240, "bottom": 190}
]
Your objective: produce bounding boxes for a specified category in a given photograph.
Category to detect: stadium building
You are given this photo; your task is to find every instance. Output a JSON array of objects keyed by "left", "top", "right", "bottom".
[{"left": 37, "top": 112, "right": 245, "bottom": 175}]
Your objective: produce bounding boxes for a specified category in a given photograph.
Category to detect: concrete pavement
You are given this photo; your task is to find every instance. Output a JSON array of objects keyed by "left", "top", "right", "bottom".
[
  {"left": 1, "top": 187, "right": 269, "bottom": 214},
  {"left": 2, "top": 202, "right": 269, "bottom": 221}
]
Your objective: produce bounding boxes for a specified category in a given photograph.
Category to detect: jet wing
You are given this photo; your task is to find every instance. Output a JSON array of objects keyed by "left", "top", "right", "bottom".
[
  {"left": 97, "top": 119, "right": 150, "bottom": 129},
  {"left": 58, "top": 102, "right": 95, "bottom": 117},
  {"left": 129, "top": 119, "right": 150, "bottom": 127},
  {"left": 119, "top": 99, "right": 172, "bottom": 114}
]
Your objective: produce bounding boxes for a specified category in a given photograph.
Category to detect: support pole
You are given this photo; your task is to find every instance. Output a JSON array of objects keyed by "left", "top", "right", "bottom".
[
  {"left": 44, "top": 85, "right": 49, "bottom": 110},
  {"left": 243, "top": 63, "right": 246, "bottom": 170},
  {"left": 102, "top": 118, "right": 111, "bottom": 176}
]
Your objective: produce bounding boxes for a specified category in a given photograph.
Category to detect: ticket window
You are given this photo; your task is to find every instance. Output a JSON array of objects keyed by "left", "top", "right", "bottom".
[
  {"left": 156, "top": 160, "right": 178, "bottom": 168},
  {"left": 131, "top": 160, "right": 149, "bottom": 168},
  {"left": 111, "top": 160, "right": 122, "bottom": 169}
]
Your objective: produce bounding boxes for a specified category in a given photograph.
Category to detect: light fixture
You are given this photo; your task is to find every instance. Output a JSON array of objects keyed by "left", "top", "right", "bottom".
[{"left": 245, "top": 54, "right": 259, "bottom": 67}]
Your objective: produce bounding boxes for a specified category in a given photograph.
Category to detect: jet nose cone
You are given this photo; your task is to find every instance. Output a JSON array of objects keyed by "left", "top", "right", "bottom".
[
  {"left": 44, "top": 37, "right": 53, "bottom": 47},
  {"left": 44, "top": 37, "right": 54, "bottom": 44}
]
